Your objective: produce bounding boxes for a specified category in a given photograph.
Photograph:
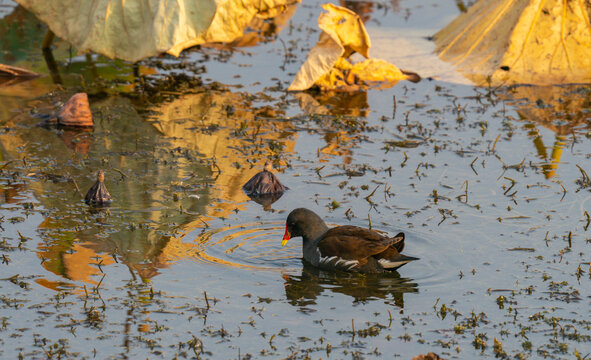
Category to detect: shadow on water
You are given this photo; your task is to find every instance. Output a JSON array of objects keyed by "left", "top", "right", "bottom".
[{"left": 283, "top": 262, "right": 418, "bottom": 307}]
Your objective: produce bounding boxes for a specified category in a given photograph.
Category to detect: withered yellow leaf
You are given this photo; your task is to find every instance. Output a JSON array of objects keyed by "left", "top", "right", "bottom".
[
  {"left": 190, "top": 0, "right": 299, "bottom": 50},
  {"left": 318, "top": 3, "right": 370, "bottom": 59},
  {"left": 315, "top": 58, "right": 417, "bottom": 91},
  {"left": 434, "top": 0, "right": 591, "bottom": 86},
  {"left": 289, "top": 4, "right": 416, "bottom": 91},
  {"left": 349, "top": 58, "right": 414, "bottom": 85},
  {"left": 288, "top": 4, "right": 367, "bottom": 91},
  {"left": 15, "top": 0, "right": 299, "bottom": 62},
  {"left": 15, "top": 0, "right": 216, "bottom": 62}
]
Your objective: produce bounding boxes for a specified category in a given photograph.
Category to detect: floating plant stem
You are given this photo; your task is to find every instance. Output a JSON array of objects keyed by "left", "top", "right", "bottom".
[
  {"left": 365, "top": 185, "right": 380, "bottom": 205},
  {"left": 387, "top": 310, "right": 392, "bottom": 327},
  {"left": 470, "top": 156, "right": 479, "bottom": 175},
  {"left": 204, "top": 291, "right": 210, "bottom": 309},
  {"left": 111, "top": 167, "right": 127, "bottom": 179},
  {"left": 576, "top": 165, "right": 591, "bottom": 186},
  {"left": 457, "top": 180, "right": 468, "bottom": 203},
  {"left": 315, "top": 165, "right": 325, "bottom": 178},
  {"left": 67, "top": 172, "right": 82, "bottom": 197},
  {"left": 95, "top": 274, "right": 106, "bottom": 292},
  {"left": 491, "top": 134, "right": 501, "bottom": 152},
  {"left": 0, "top": 158, "right": 24, "bottom": 172},
  {"left": 503, "top": 177, "right": 515, "bottom": 195},
  {"left": 560, "top": 183, "right": 567, "bottom": 201}
]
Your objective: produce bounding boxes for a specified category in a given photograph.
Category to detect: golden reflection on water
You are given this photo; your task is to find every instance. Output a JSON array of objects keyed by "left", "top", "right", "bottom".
[
  {"left": 294, "top": 91, "right": 369, "bottom": 117},
  {"left": 147, "top": 91, "right": 296, "bottom": 217},
  {"left": 0, "top": 86, "right": 307, "bottom": 287},
  {"left": 162, "top": 222, "right": 298, "bottom": 271},
  {"left": 504, "top": 85, "right": 591, "bottom": 179}
]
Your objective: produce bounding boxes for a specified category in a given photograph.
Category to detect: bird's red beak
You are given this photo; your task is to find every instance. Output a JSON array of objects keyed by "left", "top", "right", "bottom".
[{"left": 281, "top": 225, "right": 290, "bottom": 246}]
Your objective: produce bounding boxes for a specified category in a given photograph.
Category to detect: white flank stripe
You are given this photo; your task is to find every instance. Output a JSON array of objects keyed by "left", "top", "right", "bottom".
[
  {"left": 378, "top": 258, "right": 410, "bottom": 269},
  {"left": 347, "top": 263, "right": 358, "bottom": 270},
  {"left": 319, "top": 255, "right": 358, "bottom": 270}
]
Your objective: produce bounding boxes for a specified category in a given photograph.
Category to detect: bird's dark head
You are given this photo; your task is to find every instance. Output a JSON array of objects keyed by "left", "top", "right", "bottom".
[{"left": 282, "top": 208, "right": 327, "bottom": 246}]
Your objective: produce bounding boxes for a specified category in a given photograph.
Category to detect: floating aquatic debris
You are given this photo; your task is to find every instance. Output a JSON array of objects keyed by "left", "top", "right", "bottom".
[
  {"left": 411, "top": 353, "right": 446, "bottom": 360},
  {"left": 242, "top": 161, "right": 288, "bottom": 196},
  {"left": 57, "top": 93, "right": 93, "bottom": 127},
  {"left": 507, "top": 247, "right": 535, "bottom": 252},
  {"left": 384, "top": 139, "right": 422, "bottom": 148},
  {"left": 84, "top": 170, "right": 112, "bottom": 205},
  {"left": 0, "top": 63, "right": 40, "bottom": 78}
]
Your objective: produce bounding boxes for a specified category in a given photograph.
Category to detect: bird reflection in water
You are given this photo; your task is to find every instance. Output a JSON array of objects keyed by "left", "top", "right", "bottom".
[{"left": 282, "top": 263, "right": 418, "bottom": 308}]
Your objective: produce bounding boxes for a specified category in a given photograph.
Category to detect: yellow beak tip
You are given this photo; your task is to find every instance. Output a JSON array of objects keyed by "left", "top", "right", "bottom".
[{"left": 281, "top": 239, "right": 288, "bottom": 246}]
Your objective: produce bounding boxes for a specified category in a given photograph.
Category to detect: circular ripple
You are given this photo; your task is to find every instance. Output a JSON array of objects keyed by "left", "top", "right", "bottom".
[
  {"left": 402, "top": 230, "right": 463, "bottom": 289},
  {"left": 182, "top": 221, "right": 460, "bottom": 287},
  {"left": 185, "top": 221, "right": 302, "bottom": 271}
]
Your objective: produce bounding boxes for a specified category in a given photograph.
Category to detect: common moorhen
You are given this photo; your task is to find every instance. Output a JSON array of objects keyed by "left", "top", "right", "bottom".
[
  {"left": 282, "top": 208, "right": 418, "bottom": 273},
  {"left": 242, "top": 161, "right": 288, "bottom": 196}
]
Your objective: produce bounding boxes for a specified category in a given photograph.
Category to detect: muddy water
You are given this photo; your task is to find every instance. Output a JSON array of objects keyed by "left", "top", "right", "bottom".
[{"left": 1, "top": 0, "right": 591, "bottom": 359}]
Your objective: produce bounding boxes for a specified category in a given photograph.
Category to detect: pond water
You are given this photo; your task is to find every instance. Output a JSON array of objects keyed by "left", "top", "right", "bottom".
[{"left": 1, "top": 0, "right": 591, "bottom": 359}]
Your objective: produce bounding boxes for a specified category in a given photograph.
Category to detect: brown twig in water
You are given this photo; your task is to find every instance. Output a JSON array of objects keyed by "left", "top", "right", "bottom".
[
  {"left": 491, "top": 134, "right": 501, "bottom": 152},
  {"left": 503, "top": 177, "right": 515, "bottom": 196},
  {"left": 470, "top": 156, "right": 479, "bottom": 175},
  {"left": 401, "top": 152, "right": 408, "bottom": 168},
  {"left": 0, "top": 159, "right": 23, "bottom": 172},
  {"left": 111, "top": 167, "right": 127, "bottom": 179},
  {"left": 67, "top": 172, "right": 82, "bottom": 197},
  {"left": 576, "top": 165, "right": 591, "bottom": 187},
  {"left": 204, "top": 291, "right": 210, "bottom": 309},
  {"left": 457, "top": 181, "right": 469, "bottom": 203},
  {"left": 365, "top": 185, "right": 380, "bottom": 203},
  {"left": 95, "top": 274, "right": 106, "bottom": 292},
  {"left": 387, "top": 309, "right": 393, "bottom": 327},
  {"left": 560, "top": 183, "right": 567, "bottom": 201}
]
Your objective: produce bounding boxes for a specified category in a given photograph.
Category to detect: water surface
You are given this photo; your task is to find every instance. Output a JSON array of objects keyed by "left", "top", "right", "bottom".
[{"left": 1, "top": 0, "right": 590, "bottom": 359}]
